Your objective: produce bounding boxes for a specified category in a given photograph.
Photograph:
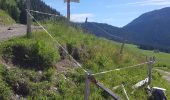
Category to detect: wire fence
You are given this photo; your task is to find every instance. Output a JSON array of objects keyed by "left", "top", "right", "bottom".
[
  {"left": 10, "top": 9, "right": 158, "bottom": 99},
  {"left": 92, "top": 61, "right": 154, "bottom": 76},
  {"left": 27, "top": 10, "right": 88, "bottom": 74}
]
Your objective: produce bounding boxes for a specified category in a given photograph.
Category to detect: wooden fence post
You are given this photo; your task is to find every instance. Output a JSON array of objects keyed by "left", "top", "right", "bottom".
[
  {"left": 26, "top": 0, "right": 31, "bottom": 38},
  {"left": 85, "top": 17, "right": 88, "bottom": 23},
  {"left": 84, "top": 73, "right": 90, "bottom": 100},
  {"left": 148, "top": 57, "right": 154, "bottom": 85},
  {"left": 120, "top": 40, "right": 125, "bottom": 54}
]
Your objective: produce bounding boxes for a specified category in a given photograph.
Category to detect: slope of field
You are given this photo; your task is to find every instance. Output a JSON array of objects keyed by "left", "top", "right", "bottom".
[
  {"left": 0, "top": 21, "right": 169, "bottom": 99},
  {"left": 126, "top": 44, "right": 170, "bottom": 71},
  {"left": 0, "top": 9, "right": 15, "bottom": 25}
]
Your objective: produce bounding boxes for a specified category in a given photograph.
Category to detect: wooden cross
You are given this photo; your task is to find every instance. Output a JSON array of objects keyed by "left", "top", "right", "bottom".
[{"left": 64, "top": 0, "right": 80, "bottom": 21}]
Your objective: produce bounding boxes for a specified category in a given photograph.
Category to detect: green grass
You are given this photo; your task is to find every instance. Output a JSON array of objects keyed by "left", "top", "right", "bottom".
[
  {"left": 0, "top": 21, "right": 169, "bottom": 99},
  {"left": 126, "top": 44, "right": 170, "bottom": 70},
  {"left": 0, "top": 9, "right": 15, "bottom": 25}
]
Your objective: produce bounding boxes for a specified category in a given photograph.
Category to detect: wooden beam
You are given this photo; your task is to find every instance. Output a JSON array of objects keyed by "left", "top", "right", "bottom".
[
  {"left": 96, "top": 82, "right": 121, "bottom": 100},
  {"left": 88, "top": 75, "right": 120, "bottom": 100},
  {"left": 132, "top": 77, "right": 149, "bottom": 89}
]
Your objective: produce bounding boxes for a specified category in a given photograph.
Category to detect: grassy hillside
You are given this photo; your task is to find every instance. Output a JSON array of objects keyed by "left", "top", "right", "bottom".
[
  {"left": 0, "top": 21, "right": 169, "bottom": 99},
  {"left": 0, "top": 9, "right": 15, "bottom": 25}
]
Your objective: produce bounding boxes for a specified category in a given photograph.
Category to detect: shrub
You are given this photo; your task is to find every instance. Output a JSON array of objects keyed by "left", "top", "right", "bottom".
[
  {"left": 0, "top": 65, "right": 12, "bottom": 100},
  {"left": 0, "top": 79, "right": 12, "bottom": 100},
  {"left": 2, "top": 39, "right": 60, "bottom": 70},
  {"left": 0, "top": 65, "right": 13, "bottom": 100},
  {"left": 43, "top": 67, "right": 55, "bottom": 81}
]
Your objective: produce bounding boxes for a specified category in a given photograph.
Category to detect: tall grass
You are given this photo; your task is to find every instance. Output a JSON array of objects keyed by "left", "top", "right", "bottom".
[
  {"left": 0, "top": 9, "right": 15, "bottom": 25},
  {"left": 0, "top": 20, "right": 169, "bottom": 99}
]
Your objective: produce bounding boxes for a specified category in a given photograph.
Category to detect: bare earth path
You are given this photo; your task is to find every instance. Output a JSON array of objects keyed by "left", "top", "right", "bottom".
[
  {"left": 0, "top": 24, "right": 26, "bottom": 41},
  {"left": 0, "top": 24, "right": 41, "bottom": 41},
  {"left": 155, "top": 69, "right": 170, "bottom": 84}
]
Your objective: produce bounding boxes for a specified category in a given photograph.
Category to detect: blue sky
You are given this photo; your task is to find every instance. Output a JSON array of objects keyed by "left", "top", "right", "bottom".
[{"left": 42, "top": 0, "right": 170, "bottom": 27}]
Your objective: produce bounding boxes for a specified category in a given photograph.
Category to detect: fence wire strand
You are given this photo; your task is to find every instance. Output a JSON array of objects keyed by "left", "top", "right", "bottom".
[
  {"left": 29, "top": 9, "right": 60, "bottom": 17},
  {"left": 92, "top": 61, "right": 154, "bottom": 76},
  {"left": 26, "top": 10, "right": 88, "bottom": 74}
]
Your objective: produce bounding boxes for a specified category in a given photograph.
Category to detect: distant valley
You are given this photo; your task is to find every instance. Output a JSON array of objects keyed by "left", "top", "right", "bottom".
[{"left": 80, "top": 7, "right": 170, "bottom": 53}]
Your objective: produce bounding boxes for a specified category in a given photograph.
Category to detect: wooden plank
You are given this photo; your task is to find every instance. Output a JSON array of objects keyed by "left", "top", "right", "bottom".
[
  {"left": 132, "top": 77, "right": 149, "bottom": 89},
  {"left": 64, "top": 0, "right": 80, "bottom": 3}
]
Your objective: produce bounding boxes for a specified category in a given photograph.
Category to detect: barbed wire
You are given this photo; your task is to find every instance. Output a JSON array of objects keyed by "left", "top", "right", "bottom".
[
  {"left": 92, "top": 61, "right": 155, "bottom": 76},
  {"left": 29, "top": 9, "right": 60, "bottom": 17}
]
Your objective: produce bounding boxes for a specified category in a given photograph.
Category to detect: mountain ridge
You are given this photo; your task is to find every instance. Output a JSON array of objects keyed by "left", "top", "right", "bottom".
[
  {"left": 80, "top": 7, "right": 170, "bottom": 53},
  {"left": 123, "top": 7, "right": 170, "bottom": 52}
]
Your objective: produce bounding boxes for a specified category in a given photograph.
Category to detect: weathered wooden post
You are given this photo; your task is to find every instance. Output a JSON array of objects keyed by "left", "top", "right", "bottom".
[
  {"left": 85, "top": 17, "right": 88, "bottom": 23},
  {"left": 120, "top": 39, "right": 125, "bottom": 54},
  {"left": 26, "top": 0, "right": 31, "bottom": 38},
  {"left": 84, "top": 73, "right": 90, "bottom": 100},
  {"left": 148, "top": 57, "right": 154, "bottom": 85},
  {"left": 67, "top": 0, "right": 70, "bottom": 20},
  {"left": 87, "top": 74, "right": 120, "bottom": 100}
]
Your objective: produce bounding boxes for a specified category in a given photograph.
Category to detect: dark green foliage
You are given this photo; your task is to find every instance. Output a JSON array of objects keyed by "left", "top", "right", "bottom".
[
  {"left": 0, "top": 66, "right": 13, "bottom": 100},
  {"left": 139, "top": 45, "right": 170, "bottom": 53},
  {"left": 0, "top": 65, "right": 63, "bottom": 99},
  {"left": 42, "top": 67, "right": 55, "bottom": 81},
  {"left": 2, "top": 68, "right": 30, "bottom": 96},
  {"left": 0, "top": 0, "right": 61, "bottom": 24},
  {"left": 0, "top": 79, "right": 12, "bottom": 100},
  {"left": 17, "top": 0, "right": 61, "bottom": 24}
]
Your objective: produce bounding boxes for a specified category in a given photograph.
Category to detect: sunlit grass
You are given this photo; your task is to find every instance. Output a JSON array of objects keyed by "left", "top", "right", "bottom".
[{"left": 0, "top": 21, "right": 169, "bottom": 99}]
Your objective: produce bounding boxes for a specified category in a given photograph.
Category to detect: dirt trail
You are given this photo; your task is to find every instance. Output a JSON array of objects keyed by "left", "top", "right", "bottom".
[
  {"left": 0, "top": 24, "right": 26, "bottom": 40},
  {"left": 0, "top": 24, "right": 41, "bottom": 41},
  {"left": 155, "top": 69, "right": 170, "bottom": 84}
]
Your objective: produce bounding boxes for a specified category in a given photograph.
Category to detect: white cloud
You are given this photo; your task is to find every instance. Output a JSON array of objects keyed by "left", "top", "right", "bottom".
[
  {"left": 70, "top": 13, "right": 94, "bottom": 22},
  {"left": 105, "top": 0, "right": 170, "bottom": 8},
  {"left": 126, "top": 0, "right": 170, "bottom": 6}
]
